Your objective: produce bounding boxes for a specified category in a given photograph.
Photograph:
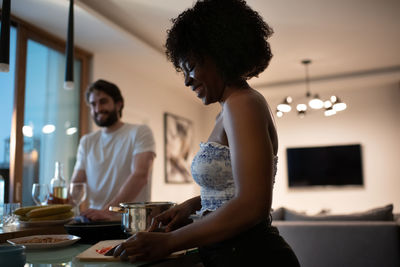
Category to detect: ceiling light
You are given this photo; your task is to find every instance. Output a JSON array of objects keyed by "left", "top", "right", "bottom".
[
  {"left": 308, "top": 94, "right": 324, "bottom": 109},
  {"left": 324, "top": 100, "right": 332, "bottom": 109},
  {"left": 324, "top": 107, "right": 336, "bottom": 117},
  {"left": 22, "top": 125, "right": 33, "bottom": 137},
  {"left": 332, "top": 97, "right": 347, "bottom": 111},
  {"left": 296, "top": 103, "right": 307, "bottom": 112},
  {"left": 276, "top": 59, "right": 348, "bottom": 118},
  {"left": 66, "top": 127, "right": 77, "bottom": 135},
  {"left": 42, "top": 124, "right": 56, "bottom": 134},
  {"left": 277, "top": 97, "right": 292, "bottom": 113}
]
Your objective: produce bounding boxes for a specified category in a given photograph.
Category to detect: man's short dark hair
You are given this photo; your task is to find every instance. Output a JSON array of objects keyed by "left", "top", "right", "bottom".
[{"left": 86, "top": 79, "right": 124, "bottom": 117}]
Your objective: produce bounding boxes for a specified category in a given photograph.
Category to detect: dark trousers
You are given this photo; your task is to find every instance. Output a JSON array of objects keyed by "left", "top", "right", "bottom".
[{"left": 198, "top": 221, "right": 300, "bottom": 267}]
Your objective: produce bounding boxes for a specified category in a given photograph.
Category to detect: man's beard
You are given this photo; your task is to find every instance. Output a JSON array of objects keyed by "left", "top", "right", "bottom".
[{"left": 93, "top": 109, "right": 119, "bottom": 127}]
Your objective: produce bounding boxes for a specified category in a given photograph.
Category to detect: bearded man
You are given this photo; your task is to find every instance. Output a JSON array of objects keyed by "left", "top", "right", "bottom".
[{"left": 71, "top": 79, "right": 156, "bottom": 221}]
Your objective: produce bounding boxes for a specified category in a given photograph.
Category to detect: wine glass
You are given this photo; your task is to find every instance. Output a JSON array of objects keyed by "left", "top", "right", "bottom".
[
  {"left": 69, "top": 183, "right": 87, "bottom": 216},
  {"left": 32, "top": 183, "right": 50, "bottom": 206}
]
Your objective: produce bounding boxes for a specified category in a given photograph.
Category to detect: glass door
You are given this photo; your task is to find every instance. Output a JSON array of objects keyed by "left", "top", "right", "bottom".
[{"left": 22, "top": 39, "right": 82, "bottom": 206}]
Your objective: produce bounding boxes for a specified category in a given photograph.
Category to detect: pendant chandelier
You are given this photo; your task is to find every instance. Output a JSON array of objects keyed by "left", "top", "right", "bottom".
[{"left": 276, "top": 59, "right": 347, "bottom": 118}]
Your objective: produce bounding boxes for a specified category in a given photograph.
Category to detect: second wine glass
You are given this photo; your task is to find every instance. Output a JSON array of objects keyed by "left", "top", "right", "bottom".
[
  {"left": 32, "top": 183, "right": 50, "bottom": 206},
  {"left": 69, "top": 182, "right": 87, "bottom": 216}
]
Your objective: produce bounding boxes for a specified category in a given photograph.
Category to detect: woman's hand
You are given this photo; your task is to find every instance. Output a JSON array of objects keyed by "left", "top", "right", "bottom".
[
  {"left": 113, "top": 231, "right": 173, "bottom": 262},
  {"left": 148, "top": 202, "right": 194, "bottom": 232}
]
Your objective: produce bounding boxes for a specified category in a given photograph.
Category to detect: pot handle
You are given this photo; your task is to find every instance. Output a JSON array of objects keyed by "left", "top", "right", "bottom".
[{"left": 108, "top": 206, "right": 126, "bottom": 213}]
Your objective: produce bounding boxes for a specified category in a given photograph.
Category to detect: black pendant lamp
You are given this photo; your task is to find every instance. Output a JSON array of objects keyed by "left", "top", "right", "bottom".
[
  {"left": 0, "top": 0, "right": 11, "bottom": 72},
  {"left": 64, "top": 0, "right": 74, "bottom": 90}
]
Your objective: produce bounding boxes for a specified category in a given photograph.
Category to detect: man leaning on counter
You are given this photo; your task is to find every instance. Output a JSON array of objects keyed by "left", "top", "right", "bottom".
[{"left": 71, "top": 79, "right": 156, "bottom": 221}]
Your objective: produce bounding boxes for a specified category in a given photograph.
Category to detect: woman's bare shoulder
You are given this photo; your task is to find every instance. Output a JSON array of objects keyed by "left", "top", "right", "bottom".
[
  {"left": 224, "top": 88, "right": 269, "bottom": 116},
  {"left": 223, "top": 88, "right": 278, "bottom": 152}
]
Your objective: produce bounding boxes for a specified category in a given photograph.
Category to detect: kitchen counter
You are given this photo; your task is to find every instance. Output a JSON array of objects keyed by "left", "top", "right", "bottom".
[
  {"left": 1, "top": 224, "right": 203, "bottom": 266},
  {"left": 24, "top": 243, "right": 202, "bottom": 267}
]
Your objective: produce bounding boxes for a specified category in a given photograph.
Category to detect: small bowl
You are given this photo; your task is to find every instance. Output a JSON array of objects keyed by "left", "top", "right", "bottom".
[{"left": 0, "top": 244, "right": 26, "bottom": 267}]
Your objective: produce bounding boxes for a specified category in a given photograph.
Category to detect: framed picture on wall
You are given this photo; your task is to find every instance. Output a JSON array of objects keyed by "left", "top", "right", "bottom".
[{"left": 164, "top": 112, "right": 194, "bottom": 184}]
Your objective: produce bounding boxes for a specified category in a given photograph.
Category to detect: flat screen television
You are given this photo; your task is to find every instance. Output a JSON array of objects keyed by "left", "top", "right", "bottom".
[{"left": 286, "top": 144, "right": 363, "bottom": 187}]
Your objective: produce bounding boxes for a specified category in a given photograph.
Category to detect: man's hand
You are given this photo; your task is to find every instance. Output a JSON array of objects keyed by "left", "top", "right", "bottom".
[{"left": 81, "top": 208, "right": 119, "bottom": 221}]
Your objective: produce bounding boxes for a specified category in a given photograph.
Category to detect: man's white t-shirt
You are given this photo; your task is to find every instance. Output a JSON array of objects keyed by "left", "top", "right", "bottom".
[{"left": 74, "top": 123, "right": 156, "bottom": 209}]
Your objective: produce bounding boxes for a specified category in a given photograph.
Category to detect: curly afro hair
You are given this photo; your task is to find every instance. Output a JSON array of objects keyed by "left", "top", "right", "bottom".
[{"left": 165, "top": 0, "right": 273, "bottom": 84}]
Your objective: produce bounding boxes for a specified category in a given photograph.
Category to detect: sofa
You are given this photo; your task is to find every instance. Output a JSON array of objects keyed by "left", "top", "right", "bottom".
[{"left": 271, "top": 204, "right": 400, "bottom": 267}]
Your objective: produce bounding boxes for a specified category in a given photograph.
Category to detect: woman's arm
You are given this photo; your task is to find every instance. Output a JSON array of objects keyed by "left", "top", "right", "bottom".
[{"left": 169, "top": 90, "right": 275, "bottom": 250}]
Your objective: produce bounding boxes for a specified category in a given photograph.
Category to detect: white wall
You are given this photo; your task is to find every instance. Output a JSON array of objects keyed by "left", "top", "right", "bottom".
[
  {"left": 90, "top": 46, "right": 400, "bottom": 214},
  {"left": 261, "top": 78, "right": 400, "bottom": 214},
  {"left": 86, "top": 15, "right": 400, "bottom": 214},
  {"left": 12, "top": 0, "right": 399, "bottom": 216},
  {"left": 89, "top": 49, "right": 222, "bottom": 205}
]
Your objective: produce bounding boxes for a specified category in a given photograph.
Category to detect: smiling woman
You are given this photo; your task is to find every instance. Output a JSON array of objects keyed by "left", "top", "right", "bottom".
[
  {"left": 179, "top": 56, "right": 226, "bottom": 105},
  {"left": 111, "top": 1, "right": 299, "bottom": 266}
]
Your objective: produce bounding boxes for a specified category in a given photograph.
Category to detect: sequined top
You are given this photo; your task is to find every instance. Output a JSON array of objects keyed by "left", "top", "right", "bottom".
[{"left": 191, "top": 142, "right": 278, "bottom": 216}]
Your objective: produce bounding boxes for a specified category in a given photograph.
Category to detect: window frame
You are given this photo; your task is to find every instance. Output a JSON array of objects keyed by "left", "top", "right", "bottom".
[{"left": 4, "top": 14, "right": 92, "bottom": 203}]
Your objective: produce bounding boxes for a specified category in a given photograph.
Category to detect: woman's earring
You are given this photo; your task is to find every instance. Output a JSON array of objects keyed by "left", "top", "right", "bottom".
[{"left": 189, "top": 69, "right": 195, "bottom": 79}]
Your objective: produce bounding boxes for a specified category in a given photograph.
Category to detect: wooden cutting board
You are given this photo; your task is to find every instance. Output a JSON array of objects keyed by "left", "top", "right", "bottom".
[
  {"left": 76, "top": 239, "right": 195, "bottom": 262},
  {"left": 76, "top": 239, "right": 125, "bottom": 261}
]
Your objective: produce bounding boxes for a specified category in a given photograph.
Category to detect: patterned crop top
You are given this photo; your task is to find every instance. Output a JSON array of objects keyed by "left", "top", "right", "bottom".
[{"left": 191, "top": 142, "right": 278, "bottom": 216}]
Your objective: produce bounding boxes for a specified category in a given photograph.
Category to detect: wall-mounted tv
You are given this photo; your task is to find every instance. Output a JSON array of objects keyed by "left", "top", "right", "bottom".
[{"left": 286, "top": 144, "right": 363, "bottom": 187}]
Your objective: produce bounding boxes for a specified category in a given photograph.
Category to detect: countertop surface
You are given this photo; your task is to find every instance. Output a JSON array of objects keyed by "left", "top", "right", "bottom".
[
  {"left": 1, "top": 224, "right": 202, "bottom": 266},
  {"left": 24, "top": 243, "right": 202, "bottom": 267}
]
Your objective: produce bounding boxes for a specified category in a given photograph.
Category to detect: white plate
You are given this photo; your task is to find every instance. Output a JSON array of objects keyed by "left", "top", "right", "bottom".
[
  {"left": 18, "top": 218, "right": 73, "bottom": 227},
  {"left": 7, "top": 234, "right": 80, "bottom": 249}
]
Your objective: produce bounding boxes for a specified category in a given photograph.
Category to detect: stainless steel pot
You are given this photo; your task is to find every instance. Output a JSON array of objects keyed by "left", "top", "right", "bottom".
[{"left": 109, "top": 201, "right": 176, "bottom": 235}]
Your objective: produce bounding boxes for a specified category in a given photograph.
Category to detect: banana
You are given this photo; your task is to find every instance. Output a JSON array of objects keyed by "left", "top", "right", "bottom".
[
  {"left": 27, "top": 204, "right": 73, "bottom": 218},
  {"left": 29, "top": 211, "right": 74, "bottom": 221},
  {"left": 14, "top": 205, "right": 48, "bottom": 216}
]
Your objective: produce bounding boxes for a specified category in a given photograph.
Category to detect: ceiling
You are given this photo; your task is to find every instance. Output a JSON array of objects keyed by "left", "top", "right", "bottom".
[{"left": 4, "top": 0, "right": 400, "bottom": 95}]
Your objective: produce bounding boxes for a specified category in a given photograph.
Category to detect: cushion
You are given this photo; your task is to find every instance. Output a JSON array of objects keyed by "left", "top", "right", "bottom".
[
  {"left": 271, "top": 207, "right": 285, "bottom": 221},
  {"left": 394, "top": 213, "right": 400, "bottom": 223},
  {"left": 284, "top": 204, "right": 394, "bottom": 221}
]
